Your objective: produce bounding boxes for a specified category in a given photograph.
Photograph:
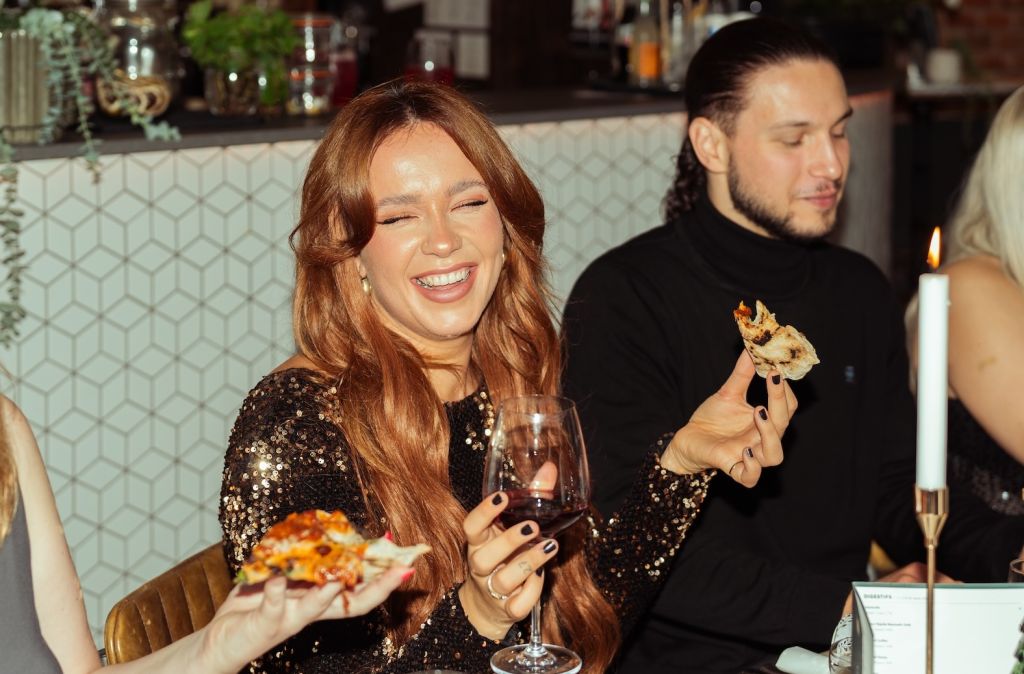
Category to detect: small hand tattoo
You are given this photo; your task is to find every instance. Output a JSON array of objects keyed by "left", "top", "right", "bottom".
[{"left": 518, "top": 561, "right": 533, "bottom": 576}]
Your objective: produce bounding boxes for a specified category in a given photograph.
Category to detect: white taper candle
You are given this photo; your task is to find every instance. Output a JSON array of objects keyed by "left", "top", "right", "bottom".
[{"left": 915, "top": 232, "right": 949, "bottom": 490}]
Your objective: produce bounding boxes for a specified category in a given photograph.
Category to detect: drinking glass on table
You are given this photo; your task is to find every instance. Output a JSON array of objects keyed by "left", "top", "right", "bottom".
[
  {"left": 483, "top": 395, "right": 590, "bottom": 674},
  {"left": 827, "top": 613, "right": 853, "bottom": 674},
  {"left": 1010, "top": 559, "right": 1024, "bottom": 583},
  {"left": 1011, "top": 561, "right": 1024, "bottom": 674}
]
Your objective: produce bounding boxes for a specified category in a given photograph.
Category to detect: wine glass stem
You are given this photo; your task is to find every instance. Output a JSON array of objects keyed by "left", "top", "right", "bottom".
[{"left": 526, "top": 601, "right": 546, "bottom": 657}]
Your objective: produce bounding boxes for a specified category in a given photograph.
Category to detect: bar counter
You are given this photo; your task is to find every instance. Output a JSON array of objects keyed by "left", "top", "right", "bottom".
[{"left": 5, "top": 82, "right": 893, "bottom": 640}]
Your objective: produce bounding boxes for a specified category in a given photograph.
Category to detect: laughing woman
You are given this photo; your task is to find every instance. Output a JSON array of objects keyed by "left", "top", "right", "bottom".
[{"left": 219, "top": 80, "right": 797, "bottom": 674}]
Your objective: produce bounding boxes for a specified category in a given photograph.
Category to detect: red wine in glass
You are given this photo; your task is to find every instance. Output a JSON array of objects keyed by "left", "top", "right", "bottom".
[
  {"left": 483, "top": 395, "right": 590, "bottom": 674},
  {"left": 498, "top": 490, "right": 587, "bottom": 538}
]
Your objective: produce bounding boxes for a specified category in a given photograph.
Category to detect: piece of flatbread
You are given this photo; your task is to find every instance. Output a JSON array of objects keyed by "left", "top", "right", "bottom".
[
  {"left": 733, "top": 300, "right": 819, "bottom": 381},
  {"left": 237, "top": 509, "right": 430, "bottom": 587}
]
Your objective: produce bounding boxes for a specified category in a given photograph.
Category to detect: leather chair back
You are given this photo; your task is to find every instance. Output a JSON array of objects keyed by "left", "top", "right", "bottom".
[{"left": 103, "top": 543, "right": 234, "bottom": 664}]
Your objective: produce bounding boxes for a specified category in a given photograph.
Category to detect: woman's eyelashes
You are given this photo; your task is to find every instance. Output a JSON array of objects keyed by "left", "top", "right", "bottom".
[
  {"left": 378, "top": 214, "right": 411, "bottom": 225},
  {"left": 375, "top": 197, "right": 489, "bottom": 225}
]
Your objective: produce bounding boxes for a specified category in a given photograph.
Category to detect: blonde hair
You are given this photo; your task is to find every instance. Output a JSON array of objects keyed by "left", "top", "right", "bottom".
[
  {"left": 906, "top": 85, "right": 1024, "bottom": 366},
  {"left": 0, "top": 407, "right": 16, "bottom": 547}
]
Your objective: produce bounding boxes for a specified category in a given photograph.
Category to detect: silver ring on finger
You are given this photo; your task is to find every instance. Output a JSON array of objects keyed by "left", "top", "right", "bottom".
[{"left": 486, "top": 566, "right": 510, "bottom": 601}]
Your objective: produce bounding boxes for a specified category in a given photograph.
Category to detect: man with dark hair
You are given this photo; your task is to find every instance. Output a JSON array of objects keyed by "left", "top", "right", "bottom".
[{"left": 562, "top": 17, "right": 1024, "bottom": 674}]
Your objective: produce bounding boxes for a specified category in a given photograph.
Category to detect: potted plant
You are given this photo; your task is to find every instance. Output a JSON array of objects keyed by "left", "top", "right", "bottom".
[
  {"left": 0, "top": 6, "right": 180, "bottom": 348},
  {"left": 182, "top": 0, "right": 299, "bottom": 116}
]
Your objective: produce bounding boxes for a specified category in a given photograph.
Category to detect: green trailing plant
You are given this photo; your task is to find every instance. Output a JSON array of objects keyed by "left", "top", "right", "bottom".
[
  {"left": 0, "top": 135, "right": 24, "bottom": 349},
  {"left": 0, "top": 7, "right": 180, "bottom": 349},
  {"left": 182, "top": 0, "right": 299, "bottom": 107}
]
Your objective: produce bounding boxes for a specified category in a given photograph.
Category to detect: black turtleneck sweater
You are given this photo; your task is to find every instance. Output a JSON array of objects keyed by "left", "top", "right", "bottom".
[{"left": 561, "top": 197, "right": 1024, "bottom": 674}]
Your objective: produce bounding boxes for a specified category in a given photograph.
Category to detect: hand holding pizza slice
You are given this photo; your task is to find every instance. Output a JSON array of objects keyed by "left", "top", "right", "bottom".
[
  {"left": 733, "top": 300, "right": 819, "bottom": 381},
  {"left": 237, "top": 509, "right": 430, "bottom": 588}
]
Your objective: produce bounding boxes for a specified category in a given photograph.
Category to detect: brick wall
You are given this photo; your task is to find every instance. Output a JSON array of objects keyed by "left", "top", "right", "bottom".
[{"left": 938, "top": 0, "right": 1024, "bottom": 79}]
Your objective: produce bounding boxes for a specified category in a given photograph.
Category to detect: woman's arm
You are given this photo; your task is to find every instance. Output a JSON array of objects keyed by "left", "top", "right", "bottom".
[
  {"left": 946, "top": 256, "right": 1024, "bottom": 463},
  {"left": 10, "top": 389, "right": 412, "bottom": 674},
  {"left": 586, "top": 443, "right": 713, "bottom": 635},
  {"left": 219, "top": 371, "right": 513, "bottom": 673},
  {"left": 102, "top": 568, "right": 412, "bottom": 674},
  {"left": 585, "top": 353, "right": 796, "bottom": 635},
  {"left": 6, "top": 395, "right": 101, "bottom": 674}
]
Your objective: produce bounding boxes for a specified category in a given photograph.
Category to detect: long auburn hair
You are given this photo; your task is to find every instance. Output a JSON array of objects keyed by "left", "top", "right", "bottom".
[
  {"left": 664, "top": 17, "right": 837, "bottom": 221},
  {"left": 0, "top": 408, "right": 16, "bottom": 547},
  {"left": 289, "top": 80, "right": 618, "bottom": 672}
]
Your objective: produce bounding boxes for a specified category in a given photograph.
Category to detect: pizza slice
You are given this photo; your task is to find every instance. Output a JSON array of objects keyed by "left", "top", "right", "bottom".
[
  {"left": 237, "top": 509, "right": 430, "bottom": 587},
  {"left": 733, "top": 300, "right": 819, "bottom": 381}
]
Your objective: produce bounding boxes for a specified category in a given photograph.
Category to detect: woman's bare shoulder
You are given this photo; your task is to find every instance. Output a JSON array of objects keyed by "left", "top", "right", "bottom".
[
  {"left": 945, "top": 254, "right": 1010, "bottom": 286},
  {"left": 947, "top": 255, "right": 1021, "bottom": 311},
  {"left": 1, "top": 394, "right": 39, "bottom": 464}
]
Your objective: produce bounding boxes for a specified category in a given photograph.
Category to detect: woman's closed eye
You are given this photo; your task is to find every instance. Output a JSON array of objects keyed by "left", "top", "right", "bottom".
[
  {"left": 378, "top": 213, "right": 413, "bottom": 225},
  {"left": 457, "top": 198, "right": 489, "bottom": 210}
]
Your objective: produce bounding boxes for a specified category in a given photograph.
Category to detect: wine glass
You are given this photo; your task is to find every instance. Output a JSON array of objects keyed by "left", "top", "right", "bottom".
[
  {"left": 483, "top": 395, "right": 590, "bottom": 674},
  {"left": 827, "top": 613, "right": 853, "bottom": 674},
  {"left": 1010, "top": 559, "right": 1024, "bottom": 583},
  {"left": 404, "top": 30, "right": 455, "bottom": 85}
]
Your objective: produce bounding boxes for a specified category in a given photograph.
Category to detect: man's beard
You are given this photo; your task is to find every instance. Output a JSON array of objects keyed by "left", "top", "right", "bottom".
[{"left": 727, "top": 163, "right": 840, "bottom": 244}]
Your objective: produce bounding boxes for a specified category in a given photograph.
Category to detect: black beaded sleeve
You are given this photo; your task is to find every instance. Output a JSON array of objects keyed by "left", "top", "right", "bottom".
[
  {"left": 219, "top": 371, "right": 516, "bottom": 674},
  {"left": 587, "top": 433, "right": 714, "bottom": 637}
]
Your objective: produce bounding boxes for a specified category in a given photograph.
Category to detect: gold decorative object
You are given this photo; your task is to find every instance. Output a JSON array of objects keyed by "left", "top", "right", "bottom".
[
  {"left": 915, "top": 486, "right": 949, "bottom": 674},
  {"left": 0, "top": 29, "right": 52, "bottom": 144},
  {"left": 97, "top": 69, "right": 173, "bottom": 118}
]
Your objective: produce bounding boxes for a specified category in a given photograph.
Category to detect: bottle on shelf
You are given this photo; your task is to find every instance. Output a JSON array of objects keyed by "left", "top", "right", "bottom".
[
  {"left": 662, "top": 0, "right": 692, "bottom": 90},
  {"left": 630, "top": 0, "right": 660, "bottom": 87},
  {"left": 610, "top": 0, "right": 636, "bottom": 83}
]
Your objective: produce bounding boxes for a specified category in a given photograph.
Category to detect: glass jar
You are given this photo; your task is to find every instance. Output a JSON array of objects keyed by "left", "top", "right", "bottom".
[
  {"left": 0, "top": 29, "right": 60, "bottom": 144},
  {"left": 93, "top": 0, "right": 182, "bottom": 117},
  {"left": 205, "top": 68, "right": 259, "bottom": 117},
  {"left": 286, "top": 13, "right": 336, "bottom": 116}
]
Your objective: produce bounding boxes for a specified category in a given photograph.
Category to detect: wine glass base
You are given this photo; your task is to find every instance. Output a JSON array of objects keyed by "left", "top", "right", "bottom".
[{"left": 490, "top": 644, "right": 582, "bottom": 674}]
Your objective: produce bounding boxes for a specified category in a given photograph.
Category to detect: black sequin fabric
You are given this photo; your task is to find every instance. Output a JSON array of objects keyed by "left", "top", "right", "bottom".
[
  {"left": 948, "top": 398, "right": 1024, "bottom": 515},
  {"left": 220, "top": 368, "right": 712, "bottom": 673}
]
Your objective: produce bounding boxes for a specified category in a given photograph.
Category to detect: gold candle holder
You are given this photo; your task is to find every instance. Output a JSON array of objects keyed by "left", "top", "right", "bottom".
[{"left": 915, "top": 486, "right": 949, "bottom": 674}]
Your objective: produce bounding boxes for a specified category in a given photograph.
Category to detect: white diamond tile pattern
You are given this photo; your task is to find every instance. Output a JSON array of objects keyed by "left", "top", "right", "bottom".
[{"left": 6, "top": 113, "right": 707, "bottom": 641}]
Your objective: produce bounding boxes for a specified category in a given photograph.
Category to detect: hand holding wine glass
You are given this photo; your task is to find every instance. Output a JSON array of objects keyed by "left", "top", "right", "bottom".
[
  {"left": 461, "top": 491, "right": 560, "bottom": 641},
  {"left": 470, "top": 394, "right": 590, "bottom": 674}
]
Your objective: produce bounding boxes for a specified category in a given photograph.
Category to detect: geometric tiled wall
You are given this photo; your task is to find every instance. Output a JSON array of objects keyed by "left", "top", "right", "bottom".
[
  {"left": 5, "top": 98, "right": 889, "bottom": 641},
  {"left": 7, "top": 142, "right": 311, "bottom": 641}
]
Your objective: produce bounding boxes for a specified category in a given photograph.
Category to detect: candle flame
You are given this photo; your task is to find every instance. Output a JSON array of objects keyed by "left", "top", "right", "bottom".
[{"left": 927, "top": 227, "right": 942, "bottom": 270}]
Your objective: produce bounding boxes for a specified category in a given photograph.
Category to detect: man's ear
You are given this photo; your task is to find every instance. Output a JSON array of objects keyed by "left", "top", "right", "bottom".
[{"left": 689, "top": 117, "right": 729, "bottom": 175}]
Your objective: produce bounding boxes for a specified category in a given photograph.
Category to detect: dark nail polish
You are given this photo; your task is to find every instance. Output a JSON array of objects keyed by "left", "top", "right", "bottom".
[
  {"left": 536, "top": 568, "right": 544, "bottom": 576},
  {"left": 745, "top": 447, "right": 754, "bottom": 458},
  {"left": 759, "top": 408, "right": 768, "bottom": 421},
  {"left": 521, "top": 524, "right": 534, "bottom": 536},
  {"left": 772, "top": 374, "right": 781, "bottom": 385},
  {"left": 543, "top": 540, "right": 557, "bottom": 553},
  {"left": 491, "top": 493, "right": 503, "bottom": 505}
]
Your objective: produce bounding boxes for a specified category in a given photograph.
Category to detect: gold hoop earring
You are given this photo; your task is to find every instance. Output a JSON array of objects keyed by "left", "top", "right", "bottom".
[{"left": 361, "top": 277, "right": 371, "bottom": 295}]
